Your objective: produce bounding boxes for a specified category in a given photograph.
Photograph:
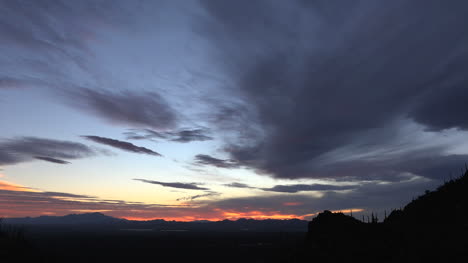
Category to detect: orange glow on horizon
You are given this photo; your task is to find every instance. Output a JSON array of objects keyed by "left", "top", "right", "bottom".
[
  {"left": 119, "top": 216, "right": 225, "bottom": 222},
  {"left": 221, "top": 210, "right": 304, "bottom": 220},
  {"left": 118, "top": 209, "right": 307, "bottom": 221},
  {"left": 0, "top": 180, "right": 40, "bottom": 192}
]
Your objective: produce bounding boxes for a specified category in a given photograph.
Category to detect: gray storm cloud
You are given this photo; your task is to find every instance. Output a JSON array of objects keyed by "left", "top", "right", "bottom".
[{"left": 196, "top": 0, "right": 468, "bottom": 180}]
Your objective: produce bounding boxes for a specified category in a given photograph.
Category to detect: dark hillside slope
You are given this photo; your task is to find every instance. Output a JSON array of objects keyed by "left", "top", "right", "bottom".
[
  {"left": 386, "top": 170, "right": 468, "bottom": 225},
  {"left": 299, "top": 169, "right": 468, "bottom": 263}
]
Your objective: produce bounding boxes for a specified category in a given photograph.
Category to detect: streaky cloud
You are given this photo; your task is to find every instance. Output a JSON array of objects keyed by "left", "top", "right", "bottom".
[
  {"left": 34, "top": 156, "right": 71, "bottom": 164},
  {"left": 125, "top": 128, "right": 213, "bottom": 143},
  {"left": 176, "top": 191, "right": 220, "bottom": 201},
  {"left": 223, "top": 182, "right": 356, "bottom": 193},
  {"left": 0, "top": 137, "right": 95, "bottom": 166},
  {"left": 260, "top": 184, "right": 356, "bottom": 193},
  {"left": 82, "top": 136, "right": 162, "bottom": 156},
  {"left": 69, "top": 88, "right": 178, "bottom": 130},
  {"left": 223, "top": 182, "right": 255, "bottom": 189},
  {"left": 134, "top": 179, "right": 209, "bottom": 190},
  {"left": 194, "top": 154, "right": 240, "bottom": 169}
]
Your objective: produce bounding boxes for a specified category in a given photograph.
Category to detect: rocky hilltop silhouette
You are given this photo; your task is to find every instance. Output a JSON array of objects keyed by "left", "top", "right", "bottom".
[{"left": 299, "top": 168, "right": 468, "bottom": 262}]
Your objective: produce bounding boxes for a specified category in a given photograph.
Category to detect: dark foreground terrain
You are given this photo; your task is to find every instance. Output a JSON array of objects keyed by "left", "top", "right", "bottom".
[
  {"left": 296, "top": 169, "right": 468, "bottom": 263},
  {"left": 1, "top": 220, "right": 307, "bottom": 263},
  {"left": 30, "top": 228, "right": 305, "bottom": 263}
]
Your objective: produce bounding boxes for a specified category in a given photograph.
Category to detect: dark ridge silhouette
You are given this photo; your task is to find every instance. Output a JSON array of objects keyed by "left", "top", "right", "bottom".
[
  {"left": 4, "top": 212, "right": 124, "bottom": 225},
  {"left": 298, "top": 168, "right": 468, "bottom": 262}
]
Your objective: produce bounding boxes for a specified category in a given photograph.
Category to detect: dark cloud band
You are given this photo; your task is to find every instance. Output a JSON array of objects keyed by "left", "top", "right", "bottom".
[
  {"left": 223, "top": 182, "right": 356, "bottom": 193},
  {"left": 70, "top": 89, "right": 178, "bottom": 130},
  {"left": 125, "top": 128, "right": 213, "bottom": 143},
  {"left": 0, "top": 137, "right": 95, "bottom": 166},
  {"left": 82, "top": 136, "right": 162, "bottom": 156},
  {"left": 34, "top": 156, "right": 71, "bottom": 164},
  {"left": 194, "top": 154, "right": 240, "bottom": 169},
  {"left": 134, "top": 179, "right": 209, "bottom": 190}
]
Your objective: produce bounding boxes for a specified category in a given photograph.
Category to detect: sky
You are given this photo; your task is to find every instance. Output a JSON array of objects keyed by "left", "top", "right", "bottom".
[{"left": 1, "top": 0, "right": 468, "bottom": 221}]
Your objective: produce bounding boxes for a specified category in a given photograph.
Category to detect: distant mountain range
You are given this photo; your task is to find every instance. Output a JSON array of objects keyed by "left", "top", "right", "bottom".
[
  {"left": 3, "top": 212, "right": 308, "bottom": 232},
  {"left": 4, "top": 212, "right": 123, "bottom": 225}
]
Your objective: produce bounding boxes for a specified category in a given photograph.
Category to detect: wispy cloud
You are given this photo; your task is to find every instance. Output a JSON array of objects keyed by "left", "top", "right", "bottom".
[
  {"left": 223, "top": 182, "right": 356, "bottom": 193},
  {"left": 194, "top": 154, "right": 240, "bottom": 169},
  {"left": 134, "top": 179, "right": 209, "bottom": 190},
  {"left": 223, "top": 182, "right": 255, "bottom": 189},
  {"left": 82, "top": 136, "right": 161, "bottom": 156},
  {"left": 34, "top": 156, "right": 71, "bottom": 164},
  {"left": 0, "top": 137, "right": 95, "bottom": 166},
  {"left": 176, "top": 191, "right": 220, "bottom": 201},
  {"left": 260, "top": 184, "right": 356, "bottom": 193},
  {"left": 69, "top": 89, "right": 178, "bottom": 130},
  {"left": 0, "top": 1, "right": 183, "bottom": 132},
  {"left": 125, "top": 128, "right": 213, "bottom": 143}
]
